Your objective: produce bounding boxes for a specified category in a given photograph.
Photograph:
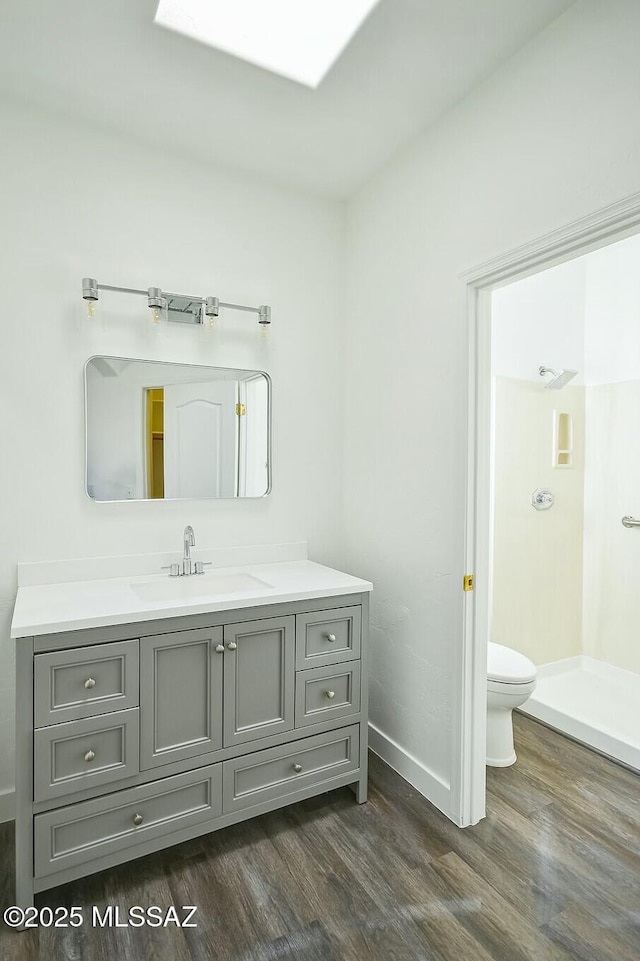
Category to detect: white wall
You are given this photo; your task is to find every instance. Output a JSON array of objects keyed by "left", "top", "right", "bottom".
[
  {"left": 491, "top": 258, "right": 586, "bottom": 383},
  {"left": 344, "top": 0, "right": 640, "bottom": 813},
  {"left": 583, "top": 234, "right": 640, "bottom": 385},
  {"left": 0, "top": 98, "right": 346, "bottom": 798}
]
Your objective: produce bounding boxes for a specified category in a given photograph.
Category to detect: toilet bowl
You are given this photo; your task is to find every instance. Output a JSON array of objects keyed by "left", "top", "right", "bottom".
[{"left": 486, "top": 643, "right": 536, "bottom": 767}]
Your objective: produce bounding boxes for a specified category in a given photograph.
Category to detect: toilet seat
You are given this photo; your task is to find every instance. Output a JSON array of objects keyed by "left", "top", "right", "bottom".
[
  {"left": 487, "top": 676, "right": 536, "bottom": 696},
  {"left": 488, "top": 642, "right": 536, "bottom": 684}
]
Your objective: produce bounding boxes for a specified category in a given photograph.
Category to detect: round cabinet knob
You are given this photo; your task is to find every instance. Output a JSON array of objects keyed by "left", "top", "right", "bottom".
[
  {"left": 325, "top": 633, "right": 336, "bottom": 643},
  {"left": 215, "top": 644, "right": 225, "bottom": 653},
  {"left": 292, "top": 763, "right": 303, "bottom": 774},
  {"left": 84, "top": 678, "right": 96, "bottom": 690},
  {"left": 325, "top": 690, "right": 336, "bottom": 700},
  {"left": 227, "top": 641, "right": 237, "bottom": 651},
  {"left": 133, "top": 813, "right": 144, "bottom": 826},
  {"left": 84, "top": 750, "right": 95, "bottom": 763}
]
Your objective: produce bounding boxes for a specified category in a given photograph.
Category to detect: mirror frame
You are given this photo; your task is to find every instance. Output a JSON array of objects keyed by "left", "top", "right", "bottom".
[{"left": 84, "top": 355, "right": 272, "bottom": 503}]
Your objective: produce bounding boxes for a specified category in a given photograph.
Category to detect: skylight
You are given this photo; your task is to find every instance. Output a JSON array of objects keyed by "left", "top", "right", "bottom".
[{"left": 154, "top": 0, "right": 382, "bottom": 88}]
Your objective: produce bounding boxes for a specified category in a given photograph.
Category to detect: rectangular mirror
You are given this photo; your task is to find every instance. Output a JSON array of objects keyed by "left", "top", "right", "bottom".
[{"left": 85, "top": 356, "right": 271, "bottom": 501}]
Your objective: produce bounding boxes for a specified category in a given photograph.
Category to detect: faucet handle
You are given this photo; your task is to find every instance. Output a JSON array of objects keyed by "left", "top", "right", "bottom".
[
  {"left": 161, "top": 563, "right": 181, "bottom": 578},
  {"left": 194, "top": 561, "right": 212, "bottom": 575}
]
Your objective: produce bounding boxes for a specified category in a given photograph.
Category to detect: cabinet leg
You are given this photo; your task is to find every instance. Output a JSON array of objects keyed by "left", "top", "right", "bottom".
[
  {"left": 350, "top": 776, "right": 368, "bottom": 804},
  {"left": 14, "top": 875, "right": 34, "bottom": 930}
]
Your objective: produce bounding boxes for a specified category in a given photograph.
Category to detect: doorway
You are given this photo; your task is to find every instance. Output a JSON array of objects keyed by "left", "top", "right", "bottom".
[
  {"left": 491, "top": 233, "right": 640, "bottom": 771},
  {"left": 458, "top": 192, "right": 640, "bottom": 826}
]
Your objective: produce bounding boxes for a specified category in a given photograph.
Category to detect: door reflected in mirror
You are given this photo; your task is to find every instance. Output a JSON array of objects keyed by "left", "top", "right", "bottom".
[{"left": 85, "top": 356, "right": 271, "bottom": 501}]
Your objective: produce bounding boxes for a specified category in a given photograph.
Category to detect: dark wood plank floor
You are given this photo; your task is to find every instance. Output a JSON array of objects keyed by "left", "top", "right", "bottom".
[{"left": 1, "top": 715, "right": 639, "bottom": 960}]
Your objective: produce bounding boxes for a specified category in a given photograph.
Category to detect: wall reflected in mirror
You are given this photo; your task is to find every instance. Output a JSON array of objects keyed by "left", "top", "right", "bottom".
[{"left": 85, "top": 356, "right": 271, "bottom": 501}]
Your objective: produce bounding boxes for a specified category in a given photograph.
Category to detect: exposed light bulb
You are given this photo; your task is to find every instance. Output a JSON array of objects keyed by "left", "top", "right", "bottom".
[
  {"left": 152, "top": 307, "right": 161, "bottom": 325},
  {"left": 87, "top": 302, "right": 95, "bottom": 318}
]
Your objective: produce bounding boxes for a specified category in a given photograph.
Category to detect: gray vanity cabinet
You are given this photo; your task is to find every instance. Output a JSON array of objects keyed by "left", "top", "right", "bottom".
[
  {"left": 140, "top": 626, "right": 224, "bottom": 769},
  {"left": 14, "top": 591, "right": 369, "bottom": 913}
]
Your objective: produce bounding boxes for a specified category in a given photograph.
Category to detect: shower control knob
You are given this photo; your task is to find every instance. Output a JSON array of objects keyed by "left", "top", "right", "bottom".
[{"left": 531, "top": 488, "right": 554, "bottom": 511}]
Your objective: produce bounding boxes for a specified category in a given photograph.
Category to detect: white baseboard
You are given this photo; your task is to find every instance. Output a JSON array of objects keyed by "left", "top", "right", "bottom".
[
  {"left": 368, "top": 723, "right": 452, "bottom": 821},
  {"left": 0, "top": 789, "right": 15, "bottom": 824}
]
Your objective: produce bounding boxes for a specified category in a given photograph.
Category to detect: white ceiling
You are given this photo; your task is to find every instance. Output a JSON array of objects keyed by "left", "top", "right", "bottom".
[{"left": 0, "top": 0, "right": 575, "bottom": 198}]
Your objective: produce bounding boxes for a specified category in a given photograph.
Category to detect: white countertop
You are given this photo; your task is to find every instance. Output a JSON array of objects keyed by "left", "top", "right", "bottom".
[{"left": 10, "top": 560, "right": 373, "bottom": 638}]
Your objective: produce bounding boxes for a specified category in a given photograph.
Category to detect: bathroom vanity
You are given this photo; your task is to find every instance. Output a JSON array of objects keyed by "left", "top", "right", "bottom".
[{"left": 11, "top": 559, "right": 372, "bottom": 910}]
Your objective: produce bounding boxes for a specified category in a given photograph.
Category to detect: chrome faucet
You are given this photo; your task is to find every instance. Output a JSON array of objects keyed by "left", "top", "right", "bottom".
[
  {"left": 163, "top": 526, "right": 210, "bottom": 577},
  {"left": 183, "top": 525, "right": 195, "bottom": 576}
]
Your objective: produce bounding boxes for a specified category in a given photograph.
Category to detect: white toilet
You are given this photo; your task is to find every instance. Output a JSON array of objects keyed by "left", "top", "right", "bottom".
[{"left": 486, "top": 642, "right": 537, "bottom": 767}]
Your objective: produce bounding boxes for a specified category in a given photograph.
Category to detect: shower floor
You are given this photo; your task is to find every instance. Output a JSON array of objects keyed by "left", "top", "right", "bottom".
[{"left": 518, "top": 655, "right": 640, "bottom": 771}]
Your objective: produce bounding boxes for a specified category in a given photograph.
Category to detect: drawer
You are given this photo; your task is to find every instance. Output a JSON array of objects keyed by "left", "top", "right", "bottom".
[
  {"left": 223, "top": 724, "right": 359, "bottom": 813},
  {"left": 295, "top": 662, "right": 361, "bottom": 728},
  {"left": 34, "top": 639, "right": 139, "bottom": 726},
  {"left": 295, "top": 607, "right": 361, "bottom": 669},
  {"left": 34, "top": 763, "right": 222, "bottom": 878},
  {"left": 34, "top": 709, "right": 139, "bottom": 802}
]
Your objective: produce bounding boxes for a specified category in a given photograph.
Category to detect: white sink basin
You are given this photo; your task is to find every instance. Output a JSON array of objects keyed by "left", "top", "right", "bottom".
[{"left": 131, "top": 571, "right": 273, "bottom": 603}]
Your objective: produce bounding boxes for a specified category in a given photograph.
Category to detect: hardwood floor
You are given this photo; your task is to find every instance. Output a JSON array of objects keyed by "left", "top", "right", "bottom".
[{"left": 1, "top": 714, "right": 638, "bottom": 960}]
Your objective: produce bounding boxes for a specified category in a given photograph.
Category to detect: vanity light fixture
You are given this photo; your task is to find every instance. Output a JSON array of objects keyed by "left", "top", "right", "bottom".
[
  {"left": 81, "top": 279, "right": 271, "bottom": 331},
  {"left": 204, "top": 296, "right": 220, "bottom": 328}
]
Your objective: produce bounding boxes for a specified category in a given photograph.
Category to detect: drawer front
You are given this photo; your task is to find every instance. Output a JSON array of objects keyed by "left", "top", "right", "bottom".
[
  {"left": 295, "top": 662, "right": 361, "bottom": 728},
  {"left": 34, "top": 763, "right": 223, "bottom": 878},
  {"left": 295, "top": 607, "right": 361, "bottom": 670},
  {"left": 34, "top": 709, "right": 139, "bottom": 802},
  {"left": 34, "top": 640, "right": 139, "bottom": 727},
  {"left": 223, "top": 724, "right": 359, "bottom": 813}
]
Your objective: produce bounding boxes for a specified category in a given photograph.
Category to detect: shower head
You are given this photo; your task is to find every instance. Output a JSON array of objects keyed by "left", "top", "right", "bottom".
[{"left": 539, "top": 366, "right": 578, "bottom": 390}]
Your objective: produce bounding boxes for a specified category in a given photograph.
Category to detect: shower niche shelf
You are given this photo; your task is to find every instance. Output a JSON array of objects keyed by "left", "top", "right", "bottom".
[{"left": 552, "top": 410, "right": 573, "bottom": 468}]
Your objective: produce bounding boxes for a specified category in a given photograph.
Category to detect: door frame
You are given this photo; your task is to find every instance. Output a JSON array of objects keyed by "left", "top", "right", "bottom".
[{"left": 455, "top": 191, "right": 640, "bottom": 827}]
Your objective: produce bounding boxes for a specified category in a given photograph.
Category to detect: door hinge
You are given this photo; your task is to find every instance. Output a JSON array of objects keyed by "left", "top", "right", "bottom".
[
  {"left": 235, "top": 403, "right": 246, "bottom": 416},
  {"left": 463, "top": 574, "right": 474, "bottom": 592}
]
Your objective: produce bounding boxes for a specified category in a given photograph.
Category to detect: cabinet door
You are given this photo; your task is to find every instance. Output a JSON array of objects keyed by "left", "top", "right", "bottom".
[
  {"left": 140, "top": 627, "right": 224, "bottom": 770},
  {"left": 223, "top": 616, "right": 294, "bottom": 747}
]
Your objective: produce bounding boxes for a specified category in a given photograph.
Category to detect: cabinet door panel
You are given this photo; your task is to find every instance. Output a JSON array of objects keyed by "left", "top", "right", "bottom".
[
  {"left": 223, "top": 616, "right": 294, "bottom": 747},
  {"left": 140, "top": 628, "right": 224, "bottom": 770}
]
